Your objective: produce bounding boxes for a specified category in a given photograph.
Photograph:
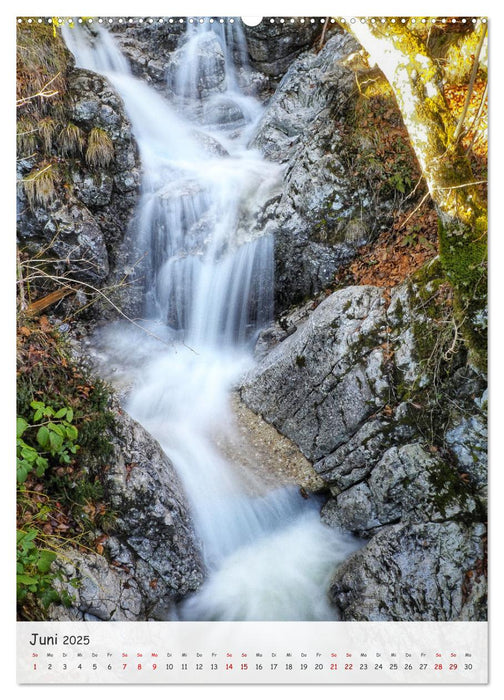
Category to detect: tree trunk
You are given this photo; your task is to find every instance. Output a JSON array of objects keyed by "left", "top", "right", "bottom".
[{"left": 341, "top": 20, "right": 487, "bottom": 368}]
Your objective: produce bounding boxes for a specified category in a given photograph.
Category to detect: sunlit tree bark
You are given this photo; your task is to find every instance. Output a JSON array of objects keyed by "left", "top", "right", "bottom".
[{"left": 340, "top": 18, "right": 487, "bottom": 367}]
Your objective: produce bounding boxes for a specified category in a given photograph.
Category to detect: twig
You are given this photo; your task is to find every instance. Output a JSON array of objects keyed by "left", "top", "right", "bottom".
[
  {"left": 453, "top": 23, "right": 487, "bottom": 144},
  {"left": 435, "top": 180, "right": 487, "bottom": 191},
  {"left": 20, "top": 163, "right": 53, "bottom": 183},
  {"left": 443, "top": 317, "right": 460, "bottom": 360},
  {"left": 465, "top": 81, "right": 488, "bottom": 155},
  {"left": 17, "top": 251, "right": 27, "bottom": 311},
  {"left": 318, "top": 17, "right": 330, "bottom": 52},
  {"left": 16, "top": 72, "right": 62, "bottom": 107},
  {"left": 400, "top": 190, "right": 432, "bottom": 228},
  {"left": 20, "top": 264, "right": 199, "bottom": 355}
]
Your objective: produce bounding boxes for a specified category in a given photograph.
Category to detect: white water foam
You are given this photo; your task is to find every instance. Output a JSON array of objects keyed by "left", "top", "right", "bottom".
[{"left": 63, "top": 20, "right": 361, "bottom": 621}]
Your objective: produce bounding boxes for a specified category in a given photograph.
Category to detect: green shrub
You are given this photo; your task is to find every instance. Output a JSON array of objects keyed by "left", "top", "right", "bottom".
[
  {"left": 17, "top": 401, "right": 79, "bottom": 484},
  {"left": 17, "top": 528, "right": 75, "bottom": 613}
]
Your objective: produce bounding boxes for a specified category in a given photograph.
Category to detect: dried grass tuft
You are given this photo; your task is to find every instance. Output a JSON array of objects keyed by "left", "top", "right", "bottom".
[
  {"left": 85, "top": 128, "right": 114, "bottom": 168},
  {"left": 58, "top": 122, "right": 85, "bottom": 157},
  {"left": 22, "top": 163, "right": 56, "bottom": 208}
]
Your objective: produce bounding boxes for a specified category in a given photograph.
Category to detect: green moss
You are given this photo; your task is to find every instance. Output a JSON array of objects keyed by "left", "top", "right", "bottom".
[
  {"left": 427, "top": 459, "right": 485, "bottom": 524},
  {"left": 438, "top": 216, "right": 487, "bottom": 370},
  {"left": 391, "top": 258, "right": 471, "bottom": 444}
]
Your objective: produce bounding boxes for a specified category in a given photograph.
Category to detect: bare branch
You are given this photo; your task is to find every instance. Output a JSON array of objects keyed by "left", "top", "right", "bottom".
[
  {"left": 20, "top": 263, "right": 198, "bottom": 355},
  {"left": 16, "top": 72, "right": 61, "bottom": 107},
  {"left": 453, "top": 23, "right": 487, "bottom": 144}
]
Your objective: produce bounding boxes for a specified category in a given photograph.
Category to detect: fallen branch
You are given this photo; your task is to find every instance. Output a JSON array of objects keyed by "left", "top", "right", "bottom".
[{"left": 25, "top": 287, "right": 74, "bottom": 316}]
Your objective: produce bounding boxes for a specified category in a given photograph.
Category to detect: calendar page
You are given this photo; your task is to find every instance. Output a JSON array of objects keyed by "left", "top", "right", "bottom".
[{"left": 15, "top": 10, "right": 488, "bottom": 686}]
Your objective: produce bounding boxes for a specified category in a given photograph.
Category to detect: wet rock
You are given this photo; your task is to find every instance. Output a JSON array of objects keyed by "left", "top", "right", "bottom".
[
  {"left": 329, "top": 521, "right": 487, "bottom": 621},
  {"left": 190, "top": 128, "right": 230, "bottom": 157},
  {"left": 202, "top": 96, "right": 245, "bottom": 127},
  {"left": 167, "top": 32, "right": 226, "bottom": 98},
  {"left": 110, "top": 21, "right": 185, "bottom": 89}
]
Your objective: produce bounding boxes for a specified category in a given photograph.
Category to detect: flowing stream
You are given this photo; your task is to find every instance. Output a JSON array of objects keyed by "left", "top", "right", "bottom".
[{"left": 63, "top": 20, "right": 360, "bottom": 621}]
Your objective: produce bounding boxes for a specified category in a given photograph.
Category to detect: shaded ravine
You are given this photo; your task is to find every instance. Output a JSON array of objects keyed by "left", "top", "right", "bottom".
[{"left": 63, "top": 20, "right": 361, "bottom": 621}]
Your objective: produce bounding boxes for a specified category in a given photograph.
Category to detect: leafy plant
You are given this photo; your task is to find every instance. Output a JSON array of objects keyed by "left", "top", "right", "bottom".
[
  {"left": 16, "top": 529, "right": 58, "bottom": 608},
  {"left": 17, "top": 401, "right": 79, "bottom": 483},
  {"left": 387, "top": 170, "right": 412, "bottom": 195},
  {"left": 16, "top": 528, "right": 76, "bottom": 611}
]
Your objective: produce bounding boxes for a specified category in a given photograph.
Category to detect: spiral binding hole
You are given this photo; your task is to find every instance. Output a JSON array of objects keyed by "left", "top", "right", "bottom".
[{"left": 16, "top": 16, "right": 487, "bottom": 27}]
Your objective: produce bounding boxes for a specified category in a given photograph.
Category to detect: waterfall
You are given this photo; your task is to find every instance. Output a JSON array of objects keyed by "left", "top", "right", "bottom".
[{"left": 63, "top": 20, "right": 360, "bottom": 621}]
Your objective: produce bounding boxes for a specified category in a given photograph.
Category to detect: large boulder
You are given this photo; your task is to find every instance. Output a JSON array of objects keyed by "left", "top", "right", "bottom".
[
  {"left": 248, "top": 32, "right": 405, "bottom": 311},
  {"left": 321, "top": 443, "right": 481, "bottom": 535},
  {"left": 248, "top": 29, "right": 426, "bottom": 312},
  {"left": 17, "top": 68, "right": 140, "bottom": 311},
  {"left": 243, "top": 17, "right": 325, "bottom": 78},
  {"left": 110, "top": 19, "right": 185, "bottom": 89},
  {"left": 50, "top": 408, "right": 204, "bottom": 621},
  {"left": 240, "top": 277, "right": 487, "bottom": 621}
]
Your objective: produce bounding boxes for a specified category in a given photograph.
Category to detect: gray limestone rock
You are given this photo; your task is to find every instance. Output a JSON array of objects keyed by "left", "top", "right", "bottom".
[
  {"left": 314, "top": 419, "right": 390, "bottom": 491},
  {"left": 248, "top": 32, "right": 404, "bottom": 310},
  {"left": 329, "top": 521, "right": 487, "bottom": 621},
  {"left": 241, "top": 286, "right": 390, "bottom": 461},
  {"left": 321, "top": 443, "right": 479, "bottom": 536},
  {"left": 445, "top": 413, "right": 487, "bottom": 489},
  {"left": 105, "top": 409, "right": 205, "bottom": 599},
  {"left": 52, "top": 552, "right": 143, "bottom": 621},
  {"left": 243, "top": 17, "right": 326, "bottom": 78}
]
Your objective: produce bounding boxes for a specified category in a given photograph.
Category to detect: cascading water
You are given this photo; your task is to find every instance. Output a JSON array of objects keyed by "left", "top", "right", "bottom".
[{"left": 63, "top": 20, "right": 361, "bottom": 620}]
